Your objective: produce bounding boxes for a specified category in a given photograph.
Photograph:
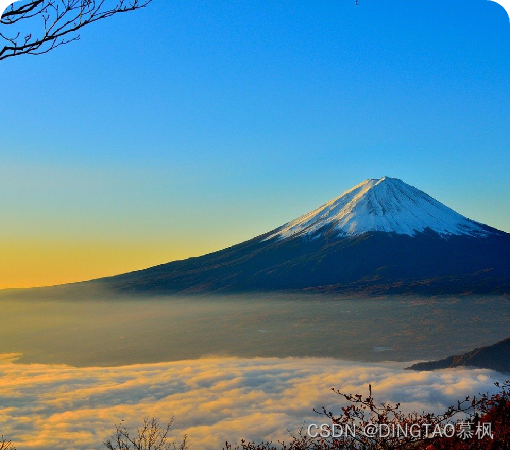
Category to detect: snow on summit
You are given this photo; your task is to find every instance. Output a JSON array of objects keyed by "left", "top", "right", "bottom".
[{"left": 265, "top": 177, "right": 489, "bottom": 240}]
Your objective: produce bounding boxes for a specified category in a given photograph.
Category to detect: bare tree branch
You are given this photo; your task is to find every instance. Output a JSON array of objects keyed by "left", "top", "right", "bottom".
[
  {"left": 0, "top": 0, "right": 152, "bottom": 60},
  {"left": 0, "top": 435, "right": 16, "bottom": 450},
  {"left": 104, "top": 417, "right": 189, "bottom": 450}
]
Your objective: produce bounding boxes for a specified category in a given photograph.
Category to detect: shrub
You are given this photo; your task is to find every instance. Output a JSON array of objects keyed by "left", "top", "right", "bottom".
[{"left": 225, "top": 381, "right": 510, "bottom": 450}]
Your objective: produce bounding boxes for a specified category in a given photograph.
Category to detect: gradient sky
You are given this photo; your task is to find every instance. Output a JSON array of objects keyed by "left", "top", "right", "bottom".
[{"left": 1, "top": 0, "right": 510, "bottom": 288}]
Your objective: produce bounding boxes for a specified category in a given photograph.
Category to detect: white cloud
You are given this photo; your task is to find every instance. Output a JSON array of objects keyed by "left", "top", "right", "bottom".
[{"left": 0, "top": 356, "right": 504, "bottom": 450}]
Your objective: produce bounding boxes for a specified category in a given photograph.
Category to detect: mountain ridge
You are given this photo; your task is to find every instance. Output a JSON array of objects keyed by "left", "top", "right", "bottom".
[{"left": 407, "top": 337, "right": 510, "bottom": 373}]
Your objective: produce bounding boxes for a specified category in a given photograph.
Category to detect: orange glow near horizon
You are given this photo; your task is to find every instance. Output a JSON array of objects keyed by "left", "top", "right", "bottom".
[{"left": 0, "top": 239, "right": 226, "bottom": 289}]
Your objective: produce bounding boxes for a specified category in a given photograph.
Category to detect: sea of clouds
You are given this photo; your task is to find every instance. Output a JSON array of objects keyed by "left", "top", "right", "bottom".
[{"left": 0, "top": 355, "right": 504, "bottom": 450}]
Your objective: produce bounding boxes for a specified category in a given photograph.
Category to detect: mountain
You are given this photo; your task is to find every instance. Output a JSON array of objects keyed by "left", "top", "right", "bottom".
[
  {"left": 407, "top": 337, "right": 510, "bottom": 373},
  {"left": 100, "top": 177, "right": 510, "bottom": 295},
  {"left": 264, "top": 177, "right": 490, "bottom": 240}
]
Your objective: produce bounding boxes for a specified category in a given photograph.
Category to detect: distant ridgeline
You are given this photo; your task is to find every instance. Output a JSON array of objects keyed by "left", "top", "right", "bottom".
[
  {"left": 96, "top": 177, "right": 510, "bottom": 296},
  {"left": 407, "top": 337, "right": 510, "bottom": 373}
]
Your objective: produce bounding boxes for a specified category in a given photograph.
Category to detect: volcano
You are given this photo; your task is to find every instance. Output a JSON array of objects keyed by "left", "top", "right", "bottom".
[{"left": 102, "top": 177, "right": 510, "bottom": 295}]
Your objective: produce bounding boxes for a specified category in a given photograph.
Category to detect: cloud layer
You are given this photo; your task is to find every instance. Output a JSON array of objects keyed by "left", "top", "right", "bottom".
[{"left": 0, "top": 356, "right": 504, "bottom": 450}]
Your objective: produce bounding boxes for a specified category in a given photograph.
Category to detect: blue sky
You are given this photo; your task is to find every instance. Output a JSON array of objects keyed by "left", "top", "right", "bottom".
[{"left": 1, "top": 0, "right": 509, "bottom": 286}]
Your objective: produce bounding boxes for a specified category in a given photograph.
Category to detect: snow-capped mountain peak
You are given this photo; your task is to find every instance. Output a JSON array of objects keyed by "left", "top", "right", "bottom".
[{"left": 264, "top": 177, "right": 490, "bottom": 240}]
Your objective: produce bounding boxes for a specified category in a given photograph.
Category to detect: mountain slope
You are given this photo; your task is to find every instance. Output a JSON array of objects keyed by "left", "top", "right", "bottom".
[
  {"left": 407, "top": 337, "right": 510, "bottom": 373},
  {"left": 100, "top": 177, "right": 510, "bottom": 295}
]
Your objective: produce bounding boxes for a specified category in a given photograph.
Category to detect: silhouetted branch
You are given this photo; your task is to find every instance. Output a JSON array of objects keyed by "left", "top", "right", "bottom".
[
  {"left": 104, "top": 417, "right": 189, "bottom": 450},
  {"left": 0, "top": 436, "right": 16, "bottom": 450},
  {"left": 0, "top": 0, "right": 152, "bottom": 60}
]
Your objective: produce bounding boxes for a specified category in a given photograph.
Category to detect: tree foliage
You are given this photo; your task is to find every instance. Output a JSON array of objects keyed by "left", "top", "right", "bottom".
[
  {"left": 0, "top": 0, "right": 152, "bottom": 60},
  {"left": 225, "top": 381, "right": 510, "bottom": 450}
]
